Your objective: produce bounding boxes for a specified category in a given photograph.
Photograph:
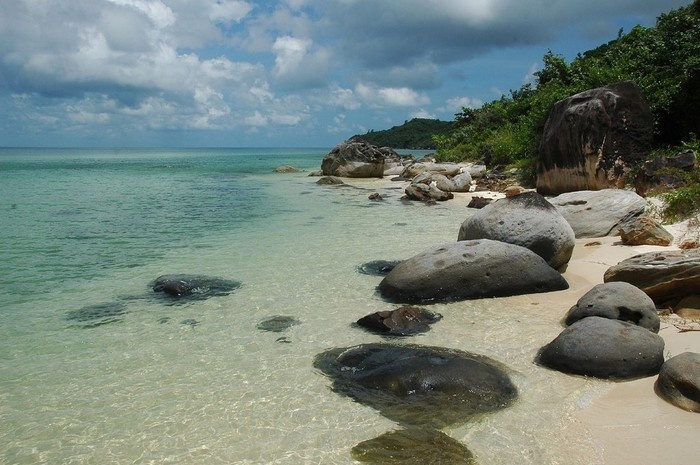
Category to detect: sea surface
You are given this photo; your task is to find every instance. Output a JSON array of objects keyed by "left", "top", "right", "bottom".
[{"left": 1, "top": 148, "right": 607, "bottom": 464}]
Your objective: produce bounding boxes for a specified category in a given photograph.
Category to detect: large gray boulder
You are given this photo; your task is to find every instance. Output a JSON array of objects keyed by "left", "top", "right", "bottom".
[
  {"left": 314, "top": 343, "right": 517, "bottom": 428},
  {"left": 458, "top": 191, "right": 575, "bottom": 269},
  {"left": 537, "top": 316, "right": 665, "bottom": 380},
  {"left": 404, "top": 182, "right": 454, "bottom": 202},
  {"left": 321, "top": 140, "right": 386, "bottom": 178},
  {"left": 378, "top": 239, "right": 568, "bottom": 303},
  {"left": 564, "top": 282, "right": 660, "bottom": 332},
  {"left": 655, "top": 352, "right": 700, "bottom": 413},
  {"left": 604, "top": 248, "right": 700, "bottom": 305},
  {"left": 537, "top": 81, "right": 653, "bottom": 195},
  {"left": 549, "top": 189, "right": 647, "bottom": 238}
]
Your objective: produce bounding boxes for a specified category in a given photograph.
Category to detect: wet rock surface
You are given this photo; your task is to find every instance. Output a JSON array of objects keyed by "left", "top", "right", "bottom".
[
  {"left": 655, "top": 351, "right": 700, "bottom": 413},
  {"left": 357, "top": 260, "right": 401, "bottom": 276},
  {"left": 257, "top": 315, "right": 301, "bottom": 332},
  {"left": 351, "top": 428, "right": 476, "bottom": 465},
  {"left": 356, "top": 306, "right": 441, "bottom": 336},
  {"left": 152, "top": 274, "right": 241, "bottom": 300},
  {"left": 66, "top": 302, "right": 128, "bottom": 328},
  {"left": 314, "top": 343, "right": 518, "bottom": 428}
]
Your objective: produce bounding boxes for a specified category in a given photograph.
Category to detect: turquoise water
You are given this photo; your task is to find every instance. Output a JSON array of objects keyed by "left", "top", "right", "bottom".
[{"left": 1, "top": 148, "right": 606, "bottom": 464}]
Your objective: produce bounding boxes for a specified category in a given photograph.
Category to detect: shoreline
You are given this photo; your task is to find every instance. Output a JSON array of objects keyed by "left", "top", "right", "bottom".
[{"left": 339, "top": 175, "right": 700, "bottom": 465}]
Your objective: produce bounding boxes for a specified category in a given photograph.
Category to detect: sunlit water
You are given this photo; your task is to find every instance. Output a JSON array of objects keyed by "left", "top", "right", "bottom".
[{"left": 1, "top": 148, "right": 608, "bottom": 464}]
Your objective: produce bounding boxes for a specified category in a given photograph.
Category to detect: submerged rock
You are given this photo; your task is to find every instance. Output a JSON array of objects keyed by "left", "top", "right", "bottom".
[
  {"left": 537, "top": 316, "right": 665, "bottom": 380},
  {"left": 351, "top": 428, "right": 476, "bottom": 465},
  {"left": 378, "top": 239, "right": 568, "bottom": 303},
  {"left": 314, "top": 343, "right": 517, "bottom": 428},
  {"left": 257, "top": 315, "right": 301, "bottom": 332},
  {"left": 152, "top": 274, "right": 241, "bottom": 300},
  {"left": 357, "top": 260, "right": 401, "bottom": 276},
  {"left": 66, "top": 302, "right": 128, "bottom": 328},
  {"left": 356, "top": 306, "right": 442, "bottom": 336}
]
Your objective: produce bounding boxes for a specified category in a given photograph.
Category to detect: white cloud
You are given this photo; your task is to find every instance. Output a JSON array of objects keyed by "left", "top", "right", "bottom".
[
  {"left": 272, "top": 35, "right": 330, "bottom": 88},
  {"left": 209, "top": 0, "right": 254, "bottom": 23},
  {"left": 356, "top": 83, "right": 430, "bottom": 107}
]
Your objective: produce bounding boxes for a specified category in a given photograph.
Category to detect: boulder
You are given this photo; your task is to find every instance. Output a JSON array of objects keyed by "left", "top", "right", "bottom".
[
  {"left": 273, "top": 165, "right": 299, "bottom": 173},
  {"left": 603, "top": 249, "right": 700, "bottom": 305},
  {"left": 378, "top": 239, "right": 568, "bottom": 303},
  {"left": 549, "top": 189, "right": 647, "bottom": 238},
  {"left": 321, "top": 140, "right": 386, "bottom": 178},
  {"left": 351, "top": 428, "right": 475, "bottom": 465},
  {"left": 356, "top": 306, "right": 442, "bottom": 336},
  {"left": 458, "top": 191, "right": 575, "bottom": 269},
  {"left": 467, "top": 196, "right": 493, "bottom": 209},
  {"left": 537, "top": 81, "right": 653, "bottom": 195},
  {"left": 655, "top": 352, "right": 700, "bottom": 413},
  {"left": 564, "top": 282, "right": 660, "bottom": 332},
  {"left": 152, "top": 274, "right": 241, "bottom": 300},
  {"left": 65, "top": 301, "right": 128, "bottom": 328},
  {"left": 537, "top": 316, "right": 665, "bottom": 380},
  {"left": 400, "top": 162, "right": 464, "bottom": 179},
  {"left": 313, "top": 343, "right": 518, "bottom": 427},
  {"left": 404, "top": 182, "right": 454, "bottom": 202},
  {"left": 618, "top": 216, "right": 673, "bottom": 246},
  {"left": 316, "top": 176, "right": 344, "bottom": 185},
  {"left": 256, "top": 315, "right": 301, "bottom": 332}
]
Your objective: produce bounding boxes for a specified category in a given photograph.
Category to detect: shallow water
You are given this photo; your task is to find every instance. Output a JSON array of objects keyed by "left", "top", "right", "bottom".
[{"left": 1, "top": 148, "right": 608, "bottom": 464}]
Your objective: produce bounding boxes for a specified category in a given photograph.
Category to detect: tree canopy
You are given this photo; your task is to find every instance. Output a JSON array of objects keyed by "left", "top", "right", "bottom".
[
  {"left": 433, "top": 0, "right": 700, "bottom": 185},
  {"left": 351, "top": 118, "right": 452, "bottom": 149}
]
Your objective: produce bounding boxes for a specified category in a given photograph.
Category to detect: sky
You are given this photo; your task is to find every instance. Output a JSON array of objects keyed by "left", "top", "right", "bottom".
[{"left": 0, "top": 0, "right": 690, "bottom": 148}]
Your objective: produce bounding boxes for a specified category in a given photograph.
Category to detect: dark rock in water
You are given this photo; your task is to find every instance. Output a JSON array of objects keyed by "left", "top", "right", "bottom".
[
  {"left": 356, "top": 306, "right": 441, "bottom": 336},
  {"left": 157, "top": 317, "right": 172, "bottom": 324},
  {"left": 467, "top": 196, "right": 493, "bottom": 209},
  {"left": 152, "top": 274, "right": 241, "bottom": 300},
  {"left": 564, "top": 281, "right": 660, "bottom": 332},
  {"left": 368, "top": 192, "right": 383, "bottom": 201},
  {"left": 537, "top": 316, "right": 665, "bottom": 380},
  {"left": 180, "top": 319, "right": 200, "bottom": 328},
  {"left": 257, "top": 315, "right": 301, "bottom": 332},
  {"left": 66, "top": 302, "right": 128, "bottom": 328},
  {"left": 357, "top": 260, "right": 401, "bottom": 276},
  {"left": 655, "top": 351, "right": 700, "bottom": 413},
  {"left": 317, "top": 176, "right": 345, "bottom": 185},
  {"left": 314, "top": 343, "right": 517, "bottom": 428},
  {"left": 321, "top": 140, "right": 387, "bottom": 178},
  {"left": 351, "top": 428, "right": 475, "bottom": 465},
  {"left": 378, "top": 240, "right": 568, "bottom": 303}
]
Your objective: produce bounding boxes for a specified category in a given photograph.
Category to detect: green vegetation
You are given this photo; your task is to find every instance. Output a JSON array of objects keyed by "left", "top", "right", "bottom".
[
  {"left": 433, "top": 0, "right": 700, "bottom": 218},
  {"left": 352, "top": 118, "right": 452, "bottom": 149}
]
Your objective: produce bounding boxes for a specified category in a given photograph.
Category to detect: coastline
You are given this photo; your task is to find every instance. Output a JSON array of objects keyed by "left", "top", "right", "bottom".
[{"left": 338, "top": 175, "right": 700, "bottom": 465}]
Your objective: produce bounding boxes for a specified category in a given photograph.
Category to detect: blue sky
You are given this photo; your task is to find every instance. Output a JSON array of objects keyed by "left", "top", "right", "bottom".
[{"left": 0, "top": 0, "right": 690, "bottom": 147}]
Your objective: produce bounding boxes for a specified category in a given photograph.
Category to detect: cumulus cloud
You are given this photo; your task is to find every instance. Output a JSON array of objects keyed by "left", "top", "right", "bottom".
[{"left": 0, "top": 0, "right": 688, "bottom": 145}]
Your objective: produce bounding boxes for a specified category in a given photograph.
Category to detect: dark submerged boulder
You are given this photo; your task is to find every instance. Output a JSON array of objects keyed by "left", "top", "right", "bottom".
[
  {"left": 537, "top": 81, "right": 653, "bottom": 195},
  {"left": 314, "top": 343, "right": 518, "bottom": 428},
  {"left": 537, "top": 316, "right": 665, "bottom": 380},
  {"left": 257, "top": 315, "right": 301, "bottom": 332},
  {"left": 564, "top": 282, "right": 660, "bottom": 332},
  {"left": 655, "top": 352, "right": 700, "bottom": 413},
  {"left": 351, "top": 428, "right": 475, "bottom": 465},
  {"left": 152, "top": 274, "right": 241, "bottom": 300},
  {"left": 66, "top": 301, "right": 128, "bottom": 328},
  {"left": 356, "top": 306, "right": 442, "bottom": 336},
  {"left": 458, "top": 191, "right": 575, "bottom": 269},
  {"left": 357, "top": 260, "right": 401, "bottom": 276},
  {"left": 378, "top": 239, "right": 568, "bottom": 304}
]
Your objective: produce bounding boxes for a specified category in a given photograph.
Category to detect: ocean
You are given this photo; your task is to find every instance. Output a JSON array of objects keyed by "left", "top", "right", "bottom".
[{"left": 1, "top": 148, "right": 607, "bottom": 464}]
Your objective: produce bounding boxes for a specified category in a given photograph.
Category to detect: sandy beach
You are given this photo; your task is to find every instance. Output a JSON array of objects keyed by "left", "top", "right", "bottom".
[{"left": 349, "top": 175, "right": 700, "bottom": 465}]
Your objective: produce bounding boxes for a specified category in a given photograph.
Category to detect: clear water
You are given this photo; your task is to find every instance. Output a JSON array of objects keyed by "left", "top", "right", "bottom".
[{"left": 1, "top": 148, "right": 606, "bottom": 464}]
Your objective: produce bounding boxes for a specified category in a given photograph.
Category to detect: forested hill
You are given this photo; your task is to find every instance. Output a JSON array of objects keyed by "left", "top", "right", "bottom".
[{"left": 351, "top": 118, "right": 452, "bottom": 149}]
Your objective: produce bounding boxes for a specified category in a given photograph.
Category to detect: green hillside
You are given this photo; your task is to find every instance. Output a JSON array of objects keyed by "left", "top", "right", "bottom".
[{"left": 351, "top": 118, "right": 453, "bottom": 149}]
